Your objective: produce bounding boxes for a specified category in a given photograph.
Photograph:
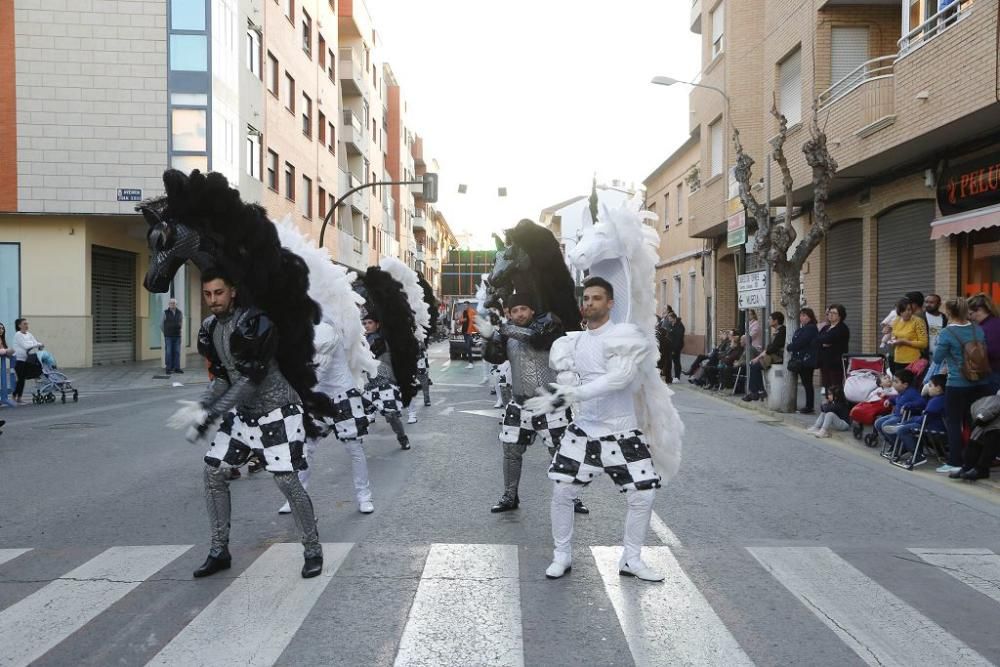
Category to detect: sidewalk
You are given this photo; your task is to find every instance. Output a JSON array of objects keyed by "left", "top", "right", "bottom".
[
  {"left": 46, "top": 354, "right": 209, "bottom": 395},
  {"left": 674, "top": 359, "right": 1000, "bottom": 495}
]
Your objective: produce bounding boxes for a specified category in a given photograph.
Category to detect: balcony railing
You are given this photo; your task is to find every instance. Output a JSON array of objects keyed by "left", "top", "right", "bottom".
[
  {"left": 818, "top": 55, "right": 895, "bottom": 110},
  {"left": 899, "top": 0, "right": 974, "bottom": 56}
]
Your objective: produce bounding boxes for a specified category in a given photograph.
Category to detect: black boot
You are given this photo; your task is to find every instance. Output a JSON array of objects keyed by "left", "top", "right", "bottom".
[
  {"left": 490, "top": 494, "right": 519, "bottom": 513},
  {"left": 573, "top": 498, "right": 590, "bottom": 515},
  {"left": 302, "top": 555, "right": 324, "bottom": 578},
  {"left": 399, "top": 436, "right": 411, "bottom": 450},
  {"left": 193, "top": 550, "right": 232, "bottom": 578}
]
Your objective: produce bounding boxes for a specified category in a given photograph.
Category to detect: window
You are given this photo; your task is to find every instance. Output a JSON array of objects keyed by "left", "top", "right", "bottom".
[
  {"left": 663, "top": 193, "right": 670, "bottom": 229},
  {"left": 171, "top": 0, "right": 206, "bottom": 30},
  {"left": 267, "top": 52, "right": 278, "bottom": 96},
  {"left": 266, "top": 150, "right": 278, "bottom": 190},
  {"left": 328, "top": 121, "right": 336, "bottom": 154},
  {"left": 283, "top": 73, "right": 295, "bottom": 113},
  {"left": 829, "top": 27, "right": 869, "bottom": 99},
  {"left": 673, "top": 275, "right": 682, "bottom": 316},
  {"left": 282, "top": 0, "right": 293, "bottom": 22},
  {"left": 170, "top": 35, "right": 208, "bottom": 71},
  {"left": 327, "top": 47, "right": 335, "bottom": 79},
  {"left": 318, "top": 111, "right": 326, "bottom": 144},
  {"left": 709, "top": 119, "right": 723, "bottom": 177},
  {"left": 301, "top": 10, "right": 312, "bottom": 56},
  {"left": 688, "top": 272, "right": 696, "bottom": 328},
  {"left": 171, "top": 154, "right": 208, "bottom": 172},
  {"left": 172, "top": 108, "right": 207, "bottom": 151},
  {"left": 0, "top": 243, "right": 20, "bottom": 331},
  {"left": 319, "top": 186, "right": 327, "bottom": 219},
  {"left": 301, "top": 174, "right": 312, "bottom": 218},
  {"left": 328, "top": 193, "right": 335, "bottom": 222},
  {"left": 676, "top": 182, "right": 684, "bottom": 222},
  {"left": 711, "top": 3, "right": 724, "bottom": 58},
  {"left": 318, "top": 35, "right": 326, "bottom": 69},
  {"left": 302, "top": 93, "right": 312, "bottom": 137},
  {"left": 284, "top": 162, "right": 295, "bottom": 201},
  {"left": 778, "top": 47, "right": 802, "bottom": 126},
  {"left": 245, "top": 27, "right": 261, "bottom": 78},
  {"left": 246, "top": 128, "right": 261, "bottom": 180}
]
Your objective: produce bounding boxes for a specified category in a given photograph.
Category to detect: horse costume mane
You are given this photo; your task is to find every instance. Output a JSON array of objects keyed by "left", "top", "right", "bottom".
[
  {"left": 273, "top": 216, "right": 378, "bottom": 389},
  {"left": 417, "top": 272, "right": 439, "bottom": 335},
  {"left": 355, "top": 266, "right": 420, "bottom": 405},
  {"left": 567, "top": 196, "right": 684, "bottom": 482},
  {"left": 487, "top": 219, "right": 581, "bottom": 331},
  {"left": 379, "top": 257, "right": 431, "bottom": 344},
  {"left": 138, "top": 170, "right": 336, "bottom": 433}
]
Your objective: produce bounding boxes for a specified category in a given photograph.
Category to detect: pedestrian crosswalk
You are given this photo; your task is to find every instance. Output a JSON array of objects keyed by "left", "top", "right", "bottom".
[{"left": 0, "top": 541, "right": 997, "bottom": 666}]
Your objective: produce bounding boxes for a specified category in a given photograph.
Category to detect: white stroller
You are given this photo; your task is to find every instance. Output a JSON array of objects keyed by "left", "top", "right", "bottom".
[{"left": 30, "top": 352, "right": 78, "bottom": 404}]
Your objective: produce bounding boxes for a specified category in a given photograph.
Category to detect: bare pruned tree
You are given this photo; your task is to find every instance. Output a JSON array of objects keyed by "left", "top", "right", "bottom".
[{"left": 732, "top": 98, "right": 838, "bottom": 411}]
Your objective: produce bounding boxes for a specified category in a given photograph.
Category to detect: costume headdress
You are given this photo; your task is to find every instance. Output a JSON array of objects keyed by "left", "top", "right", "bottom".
[
  {"left": 379, "top": 257, "right": 431, "bottom": 344},
  {"left": 354, "top": 266, "right": 420, "bottom": 405}
]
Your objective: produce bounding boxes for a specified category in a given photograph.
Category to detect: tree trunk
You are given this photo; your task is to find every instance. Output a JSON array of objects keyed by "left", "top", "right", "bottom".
[{"left": 776, "top": 267, "right": 801, "bottom": 413}]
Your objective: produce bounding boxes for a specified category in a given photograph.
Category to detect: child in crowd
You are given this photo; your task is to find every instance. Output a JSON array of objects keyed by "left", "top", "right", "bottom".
[
  {"left": 849, "top": 373, "right": 897, "bottom": 432},
  {"left": 888, "top": 374, "right": 947, "bottom": 464},
  {"left": 873, "top": 369, "right": 924, "bottom": 444},
  {"left": 808, "top": 385, "right": 852, "bottom": 438}
]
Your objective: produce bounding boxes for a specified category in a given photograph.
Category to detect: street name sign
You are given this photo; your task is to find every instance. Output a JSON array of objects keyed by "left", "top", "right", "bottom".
[
  {"left": 117, "top": 189, "right": 142, "bottom": 202},
  {"left": 738, "top": 270, "right": 767, "bottom": 310}
]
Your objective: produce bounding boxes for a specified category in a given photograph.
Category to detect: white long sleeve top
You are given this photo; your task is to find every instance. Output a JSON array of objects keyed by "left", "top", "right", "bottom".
[
  {"left": 13, "top": 331, "right": 41, "bottom": 362},
  {"left": 313, "top": 322, "right": 357, "bottom": 396},
  {"left": 567, "top": 320, "right": 639, "bottom": 437}
]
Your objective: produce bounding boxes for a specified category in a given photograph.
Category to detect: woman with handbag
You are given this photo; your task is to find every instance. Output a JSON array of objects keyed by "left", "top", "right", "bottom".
[
  {"left": 786, "top": 308, "right": 820, "bottom": 414},
  {"left": 743, "top": 312, "right": 786, "bottom": 402},
  {"left": 12, "top": 318, "right": 44, "bottom": 404}
]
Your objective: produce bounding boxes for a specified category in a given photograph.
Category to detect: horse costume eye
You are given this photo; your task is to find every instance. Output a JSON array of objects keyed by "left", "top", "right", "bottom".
[{"left": 149, "top": 221, "right": 175, "bottom": 252}]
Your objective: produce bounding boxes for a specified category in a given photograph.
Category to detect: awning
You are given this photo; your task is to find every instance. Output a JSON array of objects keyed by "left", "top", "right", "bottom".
[{"left": 930, "top": 203, "right": 1000, "bottom": 239}]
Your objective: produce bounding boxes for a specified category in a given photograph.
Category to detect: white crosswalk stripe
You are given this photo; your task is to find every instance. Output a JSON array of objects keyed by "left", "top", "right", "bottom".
[
  {"left": 394, "top": 543, "right": 523, "bottom": 667},
  {"left": 149, "top": 543, "right": 352, "bottom": 667},
  {"left": 0, "top": 549, "right": 31, "bottom": 569},
  {"left": 909, "top": 548, "right": 1000, "bottom": 606},
  {"left": 592, "top": 546, "right": 755, "bottom": 666},
  {"left": 0, "top": 545, "right": 192, "bottom": 667},
  {"left": 748, "top": 546, "right": 992, "bottom": 667}
]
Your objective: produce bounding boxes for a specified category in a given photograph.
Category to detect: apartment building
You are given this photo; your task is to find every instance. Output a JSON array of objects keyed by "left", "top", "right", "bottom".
[
  {"left": 0, "top": 0, "right": 449, "bottom": 367},
  {"left": 417, "top": 203, "right": 458, "bottom": 298},
  {"left": 685, "top": 0, "right": 997, "bottom": 353},
  {"left": 643, "top": 132, "right": 710, "bottom": 353}
]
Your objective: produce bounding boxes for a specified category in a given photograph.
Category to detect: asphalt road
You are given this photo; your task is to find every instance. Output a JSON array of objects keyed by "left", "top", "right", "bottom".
[{"left": 1, "top": 342, "right": 999, "bottom": 666}]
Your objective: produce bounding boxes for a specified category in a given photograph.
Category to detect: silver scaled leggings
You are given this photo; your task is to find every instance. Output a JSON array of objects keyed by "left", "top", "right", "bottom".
[
  {"left": 501, "top": 440, "right": 556, "bottom": 500},
  {"left": 385, "top": 412, "right": 407, "bottom": 442},
  {"left": 204, "top": 464, "right": 322, "bottom": 559}
]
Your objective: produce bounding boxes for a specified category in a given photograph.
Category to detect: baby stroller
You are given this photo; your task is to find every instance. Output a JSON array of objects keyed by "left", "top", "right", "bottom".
[
  {"left": 31, "top": 352, "right": 78, "bottom": 404},
  {"left": 841, "top": 354, "right": 887, "bottom": 444}
]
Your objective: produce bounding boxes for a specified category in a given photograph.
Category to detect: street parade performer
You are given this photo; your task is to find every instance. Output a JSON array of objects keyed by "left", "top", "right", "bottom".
[
  {"left": 272, "top": 219, "right": 380, "bottom": 516},
  {"left": 527, "top": 199, "right": 684, "bottom": 582},
  {"left": 479, "top": 219, "right": 586, "bottom": 514},
  {"left": 139, "top": 169, "right": 335, "bottom": 579},
  {"left": 356, "top": 264, "right": 420, "bottom": 450}
]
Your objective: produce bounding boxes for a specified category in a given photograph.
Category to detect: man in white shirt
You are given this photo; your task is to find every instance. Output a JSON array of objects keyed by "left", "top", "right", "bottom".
[{"left": 530, "top": 277, "right": 664, "bottom": 582}]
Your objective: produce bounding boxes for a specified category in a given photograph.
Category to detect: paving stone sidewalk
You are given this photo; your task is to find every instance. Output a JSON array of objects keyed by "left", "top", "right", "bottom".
[{"left": 45, "top": 354, "right": 209, "bottom": 395}]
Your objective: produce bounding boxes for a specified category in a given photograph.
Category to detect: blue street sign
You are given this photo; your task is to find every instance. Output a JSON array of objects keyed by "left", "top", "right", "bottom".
[{"left": 117, "top": 189, "right": 142, "bottom": 202}]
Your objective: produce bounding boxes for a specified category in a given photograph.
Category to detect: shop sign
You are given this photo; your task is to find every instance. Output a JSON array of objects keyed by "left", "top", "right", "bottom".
[
  {"left": 938, "top": 155, "right": 1000, "bottom": 216},
  {"left": 727, "top": 209, "right": 746, "bottom": 248}
]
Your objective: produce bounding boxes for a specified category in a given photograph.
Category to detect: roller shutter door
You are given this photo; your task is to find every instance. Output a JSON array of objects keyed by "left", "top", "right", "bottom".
[
  {"left": 92, "top": 246, "right": 137, "bottom": 365},
  {"left": 825, "top": 219, "right": 864, "bottom": 354},
  {"left": 877, "top": 201, "right": 936, "bottom": 327},
  {"left": 830, "top": 27, "right": 869, "bottom": 99}
]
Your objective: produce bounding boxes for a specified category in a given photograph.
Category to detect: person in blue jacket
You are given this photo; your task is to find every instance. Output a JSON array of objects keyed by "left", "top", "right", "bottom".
[
  {"left": 874, "top": 369, "right": 924, "bottom": 443},
  {"left": 890, "top": 374, "right": 947, "bottom": 461},
  {"left": 786, "top": 308, "right": 820, "bottom": 413}
]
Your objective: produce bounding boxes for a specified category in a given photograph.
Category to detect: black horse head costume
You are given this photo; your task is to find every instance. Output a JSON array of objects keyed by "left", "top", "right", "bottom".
[
  {"left": 354, "top": 266, "right": 420, "bottom": 406},
  {"left": 416, "top": 271, "right": 439, "bottom": 336},
  {"left": 138, "top": 169, "right": 331, "bottom": 430},
  {"left": 486, "top": 219, "right": 581, "bottom": 331}
]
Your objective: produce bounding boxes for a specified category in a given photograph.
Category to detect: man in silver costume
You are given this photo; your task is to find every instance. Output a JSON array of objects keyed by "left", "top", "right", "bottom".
[
  {"left": 482, "top": 293, "right": 588, "bottom": 515},
  {"left": 363, "top": 315, "right": 410, "bottom": 450},
  {"left": 177, "top": 270, "right": 323, "bottom": 579}
]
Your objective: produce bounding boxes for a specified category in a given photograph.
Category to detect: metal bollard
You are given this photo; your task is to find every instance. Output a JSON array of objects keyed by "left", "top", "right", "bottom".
[{"left": 0, "top": 356, "right": 15, "bottom": 407}]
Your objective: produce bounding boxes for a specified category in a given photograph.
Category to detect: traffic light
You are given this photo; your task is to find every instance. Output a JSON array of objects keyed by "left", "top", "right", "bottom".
[{"left": 423, "top": 172, "right": 439, "bottom": 203}]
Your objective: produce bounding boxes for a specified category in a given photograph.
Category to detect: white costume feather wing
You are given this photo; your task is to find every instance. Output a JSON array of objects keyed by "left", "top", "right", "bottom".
[
  {"left": 274, "top": 217, "right": 378, "bottom": 388},
  {"left": 379, "top": 256, "right": 430, "bottom": 343}
]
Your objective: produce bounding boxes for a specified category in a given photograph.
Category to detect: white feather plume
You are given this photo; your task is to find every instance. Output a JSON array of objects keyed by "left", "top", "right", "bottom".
[
  {"left": 274, "top": 216, "right": 378, "bottom": 388},
  {"left": 379, "top": 256, "right": 431, "bottom": 343}
]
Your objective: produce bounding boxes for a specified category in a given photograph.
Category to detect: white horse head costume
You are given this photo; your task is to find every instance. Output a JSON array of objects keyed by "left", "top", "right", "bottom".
[{"left": 568, "top": 196, "right": 684, "bottom": 483}]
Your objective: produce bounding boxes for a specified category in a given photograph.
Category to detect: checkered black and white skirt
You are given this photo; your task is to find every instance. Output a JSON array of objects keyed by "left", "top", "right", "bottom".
[
  {"left": 548, "top": 424, "right": 661, "bottom": 492},
  {"left": 205, "top": 403, "right": 307, "bottom": 473},
  {"left": 317, "top": 388, "right": 373, "bottom": 441},
  {"left": 364, "top": 381, "right": 402, "bottom": 415},
  {"left": 500, "top": 400, "right": 571, "bottom": 448},
  {"left": 490, "top": 361, "right": 511, "bottom": 387}
]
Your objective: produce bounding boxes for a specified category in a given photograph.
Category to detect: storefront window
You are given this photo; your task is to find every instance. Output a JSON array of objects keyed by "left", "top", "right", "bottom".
[
  {"left": 963, "top": 227, "right": 1000, "bottom": 302},
  {"left": 0, "top": 243, "right": 20, "bottom": 331}
]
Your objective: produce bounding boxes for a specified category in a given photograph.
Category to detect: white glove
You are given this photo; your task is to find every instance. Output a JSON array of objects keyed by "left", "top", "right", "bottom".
[
  {"left": 168, "top": 400, "right": 212, "bottom": 443},
  {"left": 524, "top": 383, "right": 578, "bottom": 414},
  {"left": 475, "top": 314, "right": 494, "bottom": 339}
]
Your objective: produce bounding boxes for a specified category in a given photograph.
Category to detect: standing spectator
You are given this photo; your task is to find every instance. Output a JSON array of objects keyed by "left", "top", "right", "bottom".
[
  {"left": 459, "top": 303, "right": 478, "bottom": 368},
  {"left": 0, "top": 323, "right": 13, "bottom": 359},
  {"left": 746, "top": 310, "right": 763, "bottom": 355},
  {"left": 743, "top": 312, "right": 786, "bottom": 402},
  {"left": 12, "top": 318, "right": 43, "bottom": 404},
  {"left": 817, "top": 304, "right": 850, "bottom": 392},
  {"left": 667, "top": 311, "right": 685, "bottom": 382},
  {"left": 888, "top": 297, "right": 928, "bottom": 374},
  {"left": 933, "top": 296, "right": 991, "bottom": 474},
  {"left": 923, "top": 294, "right": 948, "bottom": 354},
  {"left": 656, "top": 311, "right": 673, "bottom": 383},
  {"left": 967, "top": 292, "right": 1000, "bottom": 392},
  {"left": 162, "top": 298, "right": 184, "bottom": 374},
  {"left": 787, "top": 308, "right": 820, "bottom": 413}
]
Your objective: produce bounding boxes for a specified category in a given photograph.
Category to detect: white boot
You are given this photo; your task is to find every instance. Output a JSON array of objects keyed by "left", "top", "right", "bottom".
[
  {"left": 344, "top": 438, "right": 374, "bottom": 513},
  {"left": 618, "top": 488, "right": 663, "bottom": 582},
  {"left": 547, "top": 482, "right": 578, "bottom": 579},
  {"left": 407, "top": 408, "right": 418, "bottom": 424}
]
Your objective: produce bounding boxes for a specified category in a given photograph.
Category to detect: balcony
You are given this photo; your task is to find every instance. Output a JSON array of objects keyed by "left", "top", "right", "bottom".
[
  {"left": 338, "top": 0, "right": 372, "bottom": 40},
  {"left": 818, "top": 55, "right": 896, "bottom": 133},
  {"left": 899, "top": 0, "right": 974, "bottom": 56},
  {"left": 412, "top": 135, "right": 425, "bottom": 168},
  {"left": 342, "top": 110, "right": 365, "bottom": 156},
  {"left": 412, "top": 209, "right": 425, "bottom": 231},
  {"left": 339, "top": 169, "right": 367, "bottom": 216},
  {"left": 337, "top": 229, "right": 366, "bottom": 272},
  {"left": 690, "top": 0, "right": 701, "bottom": 34},
  {"left": 338, "top": 48, "right": 365, "bottom": 97}
]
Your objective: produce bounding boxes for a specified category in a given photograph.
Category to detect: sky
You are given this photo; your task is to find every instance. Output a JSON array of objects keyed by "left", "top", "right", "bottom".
[{"left": 367, "top": 0, "right": 702, "bottom": 248}]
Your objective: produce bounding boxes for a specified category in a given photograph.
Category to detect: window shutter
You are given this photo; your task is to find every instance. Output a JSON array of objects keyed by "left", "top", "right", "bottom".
[
  {"left": 779, "top": 48, "right": 802, "bottom": 125},
  {"left": 710, "top": 121, "right": 723, "bottom": 177},
  {"left": 830, "top": 27, "right": 869, "bottom": 98}
]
